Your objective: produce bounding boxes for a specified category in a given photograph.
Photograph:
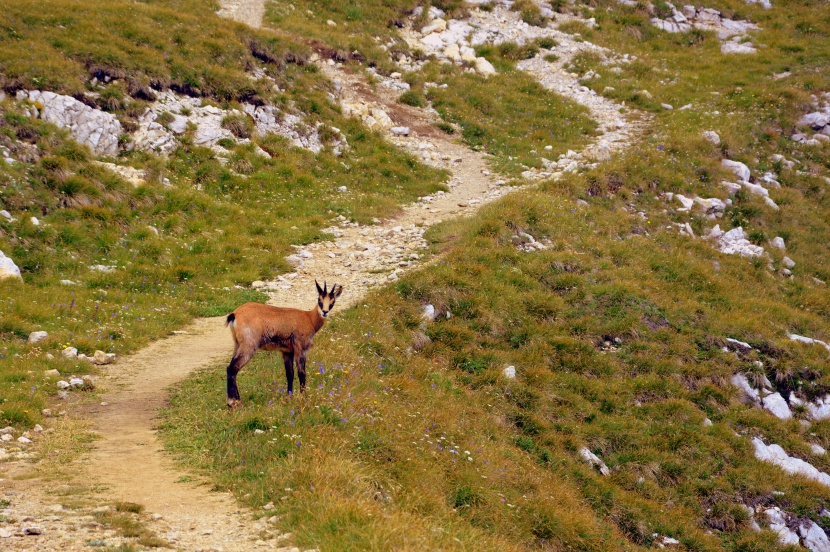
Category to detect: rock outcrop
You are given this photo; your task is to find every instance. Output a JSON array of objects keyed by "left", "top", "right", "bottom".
[
  {"left": 0, "top": 249, "right": 22, "bottom": 281},
  {"left": 16, "top": 90, "right": 122, "bottom": 155}
]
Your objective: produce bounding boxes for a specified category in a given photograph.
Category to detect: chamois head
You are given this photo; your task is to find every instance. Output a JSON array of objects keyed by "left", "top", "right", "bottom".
[{"left": 315, "top": 280, "right": 343, "bottom": 318}]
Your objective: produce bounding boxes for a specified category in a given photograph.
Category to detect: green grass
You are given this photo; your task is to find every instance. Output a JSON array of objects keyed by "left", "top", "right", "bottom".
[
  {"left": 0, "top": 0, "right": 302, "bottom": 102},
  {"left": 4, "top": 0, "right": 830, "bottom": 550},
  {"left": 409, "top": 61, "right": 597, "bottom": 176},
  {"left": 264, "top": 0, "right": 467, "bottom": 74},
  {"left": 159, "top": 1, "right": 830, "bottom": 551},
  {"left": 0, "top": 0, "right": 451, "bottom": 429}
]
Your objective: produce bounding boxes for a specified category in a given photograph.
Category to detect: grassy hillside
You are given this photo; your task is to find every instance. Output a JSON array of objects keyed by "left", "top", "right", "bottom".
[
  {"left": 161, "top": 1, "right": 830, "bottom": 551},
  {"left": 2, "top": 0, "right": 830, "bottom": 550},
  {"left": 0, "top": 1, "right": 450, "bottom": 428}
]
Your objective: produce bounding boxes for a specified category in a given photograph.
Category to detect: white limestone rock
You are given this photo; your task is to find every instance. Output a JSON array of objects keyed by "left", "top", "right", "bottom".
[
  {"left": 800, "top": 112, "right": 830, "bottom": 130},
  {"left": 753, "top": 438, "right": 830, "bottom": 487},
  {"left": 92, "top": 350, "right": 116, "bottom": 365},
  {"left": 27, "top": 331, "right": 49, "bottom": 344},
  {"left": 800, "top": 520, "right": 830, "bottom": 552},
  {"left": 17, "top": 90, "right": 122, "bottom": 155},
  {"left": 789, "top": 334, "right": 830, "bottom": 353},
  {"left": 721, "top": 181, "right": 742, "bottom": 196},
  {"left": 503, "top": 365, "right": 516, "bottom": 379},
  {"left": 422, "top": 304, "right": 437, "bottom": 321},
  {"left": 675, "top": 194, "right": 694, "bottom": 211},
  {"left": 731, "top": 373, "right": 760, "bottom": 403},
  {"left": 443, "top": 43, "right": 461, "bottom": 61},
  {"left": 806, "top": 395, "right": 830, "bottom": 421},
  {"left": 770, "top": 237, "right": 786, "bottom": 250},
  {"left": 475, "top": 57, "right": 497, "bottom": 76},
  {"left": 721, "top": 41, "right": 757, "bottom": 54},
  {"left": 61, "top": 347, "right": 78, "bottom": 359},
  {"left": 765, "top": 508, "right": 801, "bottom": 546},
  {"left": 0, "top": 250, "right": 22, "bottom": 281},
  {"left": 709, "top": 226, "right": 764, "bottom": 257},
  {"left": 421, "top": 18, "right": 447, "bottom": 35},
  {"left": 702, "top": 130, "right": 721, "bottom": 145},
  {"left": 722, "top": 159, "right": 751, "bottom": 182},
  {"left": 579, "top": 447, "right": 611, "bottom": 476},
  {"left": 761, "top": 392, "right": 792, "bottom": 420},
  {"left": 420, "top": 33, "right": 445, "bottom": 51}
]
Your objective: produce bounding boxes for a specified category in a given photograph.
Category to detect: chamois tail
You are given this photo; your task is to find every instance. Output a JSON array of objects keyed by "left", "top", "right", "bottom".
[{"left": 225, "top": 312, "right": 236, "bottom": 326}]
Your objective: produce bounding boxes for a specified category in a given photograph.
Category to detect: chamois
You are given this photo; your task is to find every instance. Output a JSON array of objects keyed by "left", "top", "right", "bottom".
[{"left": 224, "top": 280, "right": 343, "bottom": 408}]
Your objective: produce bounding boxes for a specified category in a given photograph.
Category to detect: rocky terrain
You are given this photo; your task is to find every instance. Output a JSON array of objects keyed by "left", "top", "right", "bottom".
[{"left": 2, "top": 0, "right": 830, "bottom": 550}]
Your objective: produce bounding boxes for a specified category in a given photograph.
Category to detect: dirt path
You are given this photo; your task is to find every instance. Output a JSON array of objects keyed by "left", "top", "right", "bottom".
[
  {"left": 216, "top": 0, "right": 266, "bottom": 28},
  {"left": 0, "top": 4, "right": 648, "bottom": 551}
]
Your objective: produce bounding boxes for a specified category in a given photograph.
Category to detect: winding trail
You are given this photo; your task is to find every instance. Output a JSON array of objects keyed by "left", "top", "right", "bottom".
[{"left": 0, "top": 2, "right": 648, "bottom": 550}]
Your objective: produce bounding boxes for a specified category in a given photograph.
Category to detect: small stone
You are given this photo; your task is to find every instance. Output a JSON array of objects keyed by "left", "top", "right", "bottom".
[
  {"left": 722, "top": 159, "right": 751, "bottom": 182},
  {"left": 251, "top": 280, "right": 266, "bottom": 289},
  {"left": 338, "top": 186, "right": 348, "bottom": 193},
  {"left": 263, "top": 502, "right": 274, "bottom": 510},
  {"left": 61, "top": 347, "right": 78, "bottom": 360},
  {"left": 326, "top": 19, "right": 336, "bottom": 26},
  {"left": 770, "top": 237, "right": 785, "bottom": 250},
  {"left": 390, "top": 126, "right": 410, "bottom": 136},
  {"left": 69, "top": 377, "right": 84, "bottom": 388},
  {"left": 0, "top": 426, "right": 13, "bottom": 435},
  {"left": 661, "top": 103, "right": 673, "bottom": 110},
  {"left": 43, "top": 369, "right": 60, "bottom": 378},
  {"left": 579, "top": 447, "right": 611, "bottom": 476},
  {"left": 18, "top": 436, "right": 32, "bottom": 444},
  {"left": 92, "top": 350, "right": 116, "bottom": 365},
  {"left": 56, "top": 380, "right": 71, "bottom": 390},
  {"left": 503, "top": 365, "right": 516, "bottom": 379},
  {"left": 702, "top": 131, "right": 720, "bottom": 145},
  {"left": 422, "top": 304, "right": 436, "bottom": 321},
  {"left": 475, "top": 57, "right": 496, "bottom": 76},
  {"left": 782, "top": 256, "right": 795, "bottom": 269},
  {"left": 27, "top": 331, "right": 49, "bottom": 344}
]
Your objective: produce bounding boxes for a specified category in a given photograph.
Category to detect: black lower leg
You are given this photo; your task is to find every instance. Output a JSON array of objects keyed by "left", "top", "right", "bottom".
[
  {"left": 298, "top": 353, "right": 307, "bottom": 391},
  {"left": 226, "top": 358, "right": 241, "bottom": 403},
  {"left": 283, "top": 353, "right": 295, "bottom": 395}
]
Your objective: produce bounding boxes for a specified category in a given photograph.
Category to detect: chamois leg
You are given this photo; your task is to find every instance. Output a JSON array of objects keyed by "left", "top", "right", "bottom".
[
  {"left": 283, "top": 352, "right": 295, "bottom": 396},
  {"left": 226, "top": 351, "right": 253, "bottom": 409},
  {"left": 297, "top": 350, "right": 307, "bottom": 392}
]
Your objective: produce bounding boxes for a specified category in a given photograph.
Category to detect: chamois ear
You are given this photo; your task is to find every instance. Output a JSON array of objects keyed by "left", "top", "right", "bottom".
[
  {"left": 333, "top": 284, "right": 343, "bottom": 298},
  {"left": 315, "top": 279, "right": 324, "bottom": 295}
]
